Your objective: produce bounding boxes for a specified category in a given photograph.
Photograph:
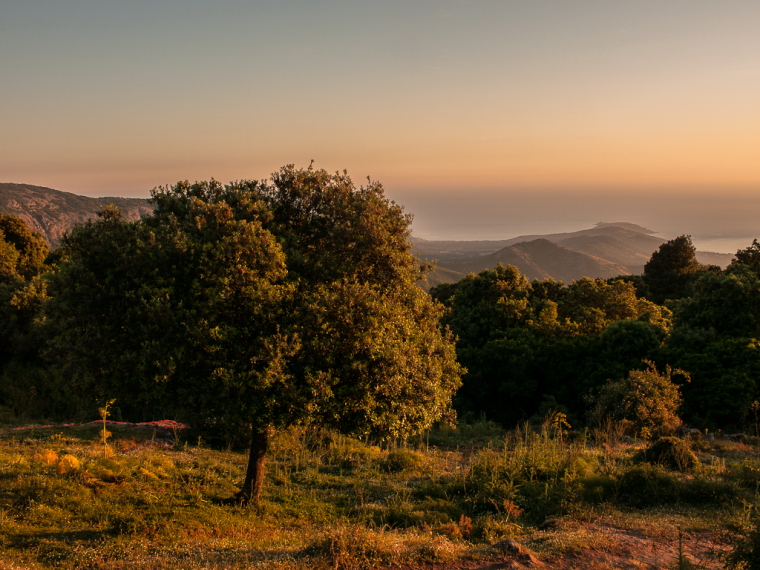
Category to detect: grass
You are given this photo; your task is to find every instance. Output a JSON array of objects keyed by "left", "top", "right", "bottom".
[{"left": 0, "top": 420, "right": 756, "bottom": 569}]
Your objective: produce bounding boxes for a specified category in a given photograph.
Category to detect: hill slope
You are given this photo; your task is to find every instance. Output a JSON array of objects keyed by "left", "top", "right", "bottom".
[
  {"left": 0, "top": 183, "right": 154, "bottom": 247},
  {"left": 419, "top": 222, "right": 735, "bottom": 287},
  {"left": 500, "top": 222, "right": 666, "bottom": 256},
  {"left": 557, "top": 234, "right": 651, "bottom": 274},
  {"left": 444, "top": 239, "right": 630, "bottom": 283}
]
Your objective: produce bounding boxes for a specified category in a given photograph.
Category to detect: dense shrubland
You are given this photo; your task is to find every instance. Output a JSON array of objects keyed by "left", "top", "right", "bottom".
[
  {"left": 432, "top": 235, "right": 760, "bottom": 433},
  {"left": 4, "top": 179, "right": 760, "bottom": 441}
]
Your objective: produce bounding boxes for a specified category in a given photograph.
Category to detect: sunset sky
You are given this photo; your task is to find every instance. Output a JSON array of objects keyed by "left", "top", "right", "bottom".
[{"left": 2, "top": 1, "right": 759, "bottom": 248}]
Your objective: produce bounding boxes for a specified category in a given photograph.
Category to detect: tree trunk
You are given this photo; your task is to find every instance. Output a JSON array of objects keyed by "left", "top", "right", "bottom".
[{"left": 237, "top": 424, "right": 273, "bottom": 507}]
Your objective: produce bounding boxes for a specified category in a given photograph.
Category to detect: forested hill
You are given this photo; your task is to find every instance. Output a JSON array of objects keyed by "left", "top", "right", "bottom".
[{"left": 0, "top": 183, "right": 154, "bottom": 247}]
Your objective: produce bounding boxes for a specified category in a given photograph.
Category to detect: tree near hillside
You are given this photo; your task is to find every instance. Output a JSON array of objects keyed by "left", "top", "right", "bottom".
[
  {"left": 643, "top": 235, "right": 702, "bottom": 304},
  {"left": 0, "top": 215, "right": 51, "bottom": 412},
  {"left": 431, "top": 265, "right": 670, "bottom": 427},
  {"left": 0, "top": 213, "right": 49, "bottom": 284},
  {"left": 47, "top": 166, "right": 463, "bottom": 506},
  {"left": 559, "top": 277, "right": 671, "bottom": 335},
  {"left": 674, "top": 264, "right": 760, "bottom": 338},
  {"left": 732, "top": 239, "right": 760, "bottom": 274}
]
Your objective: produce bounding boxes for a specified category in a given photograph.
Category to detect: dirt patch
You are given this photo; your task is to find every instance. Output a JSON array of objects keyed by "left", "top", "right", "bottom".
[
  {"left": 0, "top": 419, "right": 185, "bottom": 434},
  {"left": 382, "top": 521, "right": 729, "bottom": 570}
]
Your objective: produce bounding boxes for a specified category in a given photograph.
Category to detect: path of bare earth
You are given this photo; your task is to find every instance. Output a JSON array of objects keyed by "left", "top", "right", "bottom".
[
  {"left": 0, "top": 420, "right": 185, "bottom": 433},
  {"left": 384, "top": 520, "right": 729, "bottom": 570}
]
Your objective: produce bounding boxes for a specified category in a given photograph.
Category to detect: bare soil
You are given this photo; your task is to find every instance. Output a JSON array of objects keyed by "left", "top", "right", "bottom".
[{"left": 385, "top": 521, "right": 729, "bottom": 570}]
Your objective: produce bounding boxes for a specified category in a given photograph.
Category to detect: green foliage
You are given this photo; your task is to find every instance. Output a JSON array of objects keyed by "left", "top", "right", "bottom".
[
  {"left": 560, "top": 277, "right": 670, "bottom": 335},
  {"left": 0, "top": 215, "right": 54, "bottom": 422},
  {"left": 643, "top": 235, "right": 701, "bottom": 305},
  {"left": 47, "top": 194, "right": 288, "bottom": 424},
  {"left": 0, "top": 213, "right": 49, "bottom": 283},
  {"left": 675, "top": 264, "right": 760, "bottom": 338},
  {"left": 382, "top": 449, "right": 424, "bottom": 473},
  {"left": 434, "top": 263, "right": 670, "bottom": 427},
  {"left": 464, "top": 421, "right": 586, "bottom": 522},
  {"left": 724, "top": 503, "right": 760, "bottom": 570},
  {"left": 653, "top": 338, "right": 760, "bottom": 429},
  {"left": 45, "top": 166, "right": 463, "bottom": 502},
  {"left": 732, "top": 239, "right": 760, "bottom": 275},
  {"left": 590, "top": 362, "right": 688, "bottom": 437},
  {"left": 640, "top": 437, "right": 700, "bottom": 472}
]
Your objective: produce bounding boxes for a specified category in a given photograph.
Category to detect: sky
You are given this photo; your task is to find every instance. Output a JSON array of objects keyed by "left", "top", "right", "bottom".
[{"left": 2, "top": 1, "right": 760, "bottom": 250}]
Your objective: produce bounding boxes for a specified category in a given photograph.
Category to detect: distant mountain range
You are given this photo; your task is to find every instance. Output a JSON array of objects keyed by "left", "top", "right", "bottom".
[
  {"left": 0, "top": 184, "right": 737, "bottom": 286},
  {"left": 0, "top": 183, "right": 153, "bottom": 247},
  {"left": 414, "top": 222, "right": 736, "bottom": 288}
]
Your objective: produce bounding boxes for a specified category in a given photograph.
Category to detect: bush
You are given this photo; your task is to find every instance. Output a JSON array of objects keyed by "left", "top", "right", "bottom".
[
  {"left": 617, "top": 465, "right": 737, "bottom": 508},
  {"left": 729, "top": 460, "right": 760, "bottom": 489},
  {"left": 725, "top": 506, "right": 760, "bottom": 570},
  {"left": 324, "top": 439, "right": 381, "bottom": 471},
  {"left": 640, "top": 436, "right": 700, "bottom": 472},
  {"left": 618, "top": 466, "right": 680, "bottom": 508},
  {"left": 590, "top": 361, "right": 688, "bottom": 437},
  {"left": 382, "top": 449, "right": 424, "bottom": 473}
]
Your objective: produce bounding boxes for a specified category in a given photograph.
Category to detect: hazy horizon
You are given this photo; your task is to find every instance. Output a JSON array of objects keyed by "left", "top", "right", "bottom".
[
  {"left": 6, "top": 179, "right": 755, "bottom": 254},
  {"left": 3, "top": 1, "right": 758, "bottom": 251},
  {"left": 394, "top": 187, "right": 760, "bottom": 254},
  {"left": 3, "top": 1, "right": 760, "bottom": 196}
]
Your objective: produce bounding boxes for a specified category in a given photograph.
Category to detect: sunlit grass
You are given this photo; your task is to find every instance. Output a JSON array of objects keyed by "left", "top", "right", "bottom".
[{"left": 0, "top": 421, "right": 754, "bottom": 568}]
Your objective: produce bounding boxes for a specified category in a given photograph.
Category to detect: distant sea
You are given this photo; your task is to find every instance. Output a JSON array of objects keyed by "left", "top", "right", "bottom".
[{"left": 388, "top": 188, "right": 760, "bottom": 254}]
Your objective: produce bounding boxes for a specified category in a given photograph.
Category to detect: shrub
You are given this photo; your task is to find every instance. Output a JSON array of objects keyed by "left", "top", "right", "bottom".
[
  {"left": 382, "top": 449, "right": 424, "bottom": 473},
  {"left": 324, "top": 439, "right": 381, "bottom": 471},
  {"left": 729, "top": 460, "right": 760, "bottom": 489},
  {"left": 618, "top": 466, "right": 679, "bottom": 508},
  {"left": 306, "top": 524, "right": 464, "bottom": 569},
  {"left": 725, "top": 505, "right": 760, "bottom": 570},
  {"left": 590, "top": 361, "right": 688, "bottom": 437},
  {"left": 640, "top": 436, "right": 700, "bottom": 472}
]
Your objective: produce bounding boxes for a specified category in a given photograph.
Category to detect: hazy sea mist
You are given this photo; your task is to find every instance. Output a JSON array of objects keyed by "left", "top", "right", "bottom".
[{"left": 388, "top": 188, "right": 760, "bottom": 254}]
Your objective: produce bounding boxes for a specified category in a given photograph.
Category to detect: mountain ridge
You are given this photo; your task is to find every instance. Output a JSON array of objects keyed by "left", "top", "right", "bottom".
[
  {"left": 416, "top": 222, "right": 736, "bottom": 289},
  {"left": 1, "top": 183, "right": 737, "bottom": 285},
  {"left": 0, "top": 183, "right": 154, "bottom": 247}
]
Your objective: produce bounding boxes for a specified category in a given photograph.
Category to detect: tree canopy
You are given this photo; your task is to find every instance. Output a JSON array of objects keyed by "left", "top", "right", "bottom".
[
  {"left": 46, "top": 166, "right": 463, "bottom": 505},
  {"left": 643, "top": 235, "right": 701, "bottom": 304},
  {"left": 430, "top": 265, "right": 670, "bottom": 427}
]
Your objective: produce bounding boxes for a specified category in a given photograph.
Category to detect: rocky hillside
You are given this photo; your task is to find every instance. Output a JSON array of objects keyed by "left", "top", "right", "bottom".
[{"left": 0, "top": 183, "right": 154, "bottom": 247}]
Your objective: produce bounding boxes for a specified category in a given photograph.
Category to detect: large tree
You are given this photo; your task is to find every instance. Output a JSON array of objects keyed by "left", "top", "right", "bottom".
[
  {"left": 47, "top": 166, "right": 462, "bottom": 505},
  {"left": 643, "top": 235, "right": 702, "bottom": 304},
  {"left": 0, "top": 215, "right": 53, "bottom": 417}
]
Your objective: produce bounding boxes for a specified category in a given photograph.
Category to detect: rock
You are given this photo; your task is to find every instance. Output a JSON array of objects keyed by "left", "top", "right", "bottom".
[
  {"left": 538, "top": 518, "right": 559, "bottom": 530},
  {"left": 517, "top": 552, "right": 544, "bottom": 567},
  {"left": 494, "top": 538, "right": 525, "bottom": 555},
  {"left": 678, "top": 427, "right": 702, "bottom": 439}
]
